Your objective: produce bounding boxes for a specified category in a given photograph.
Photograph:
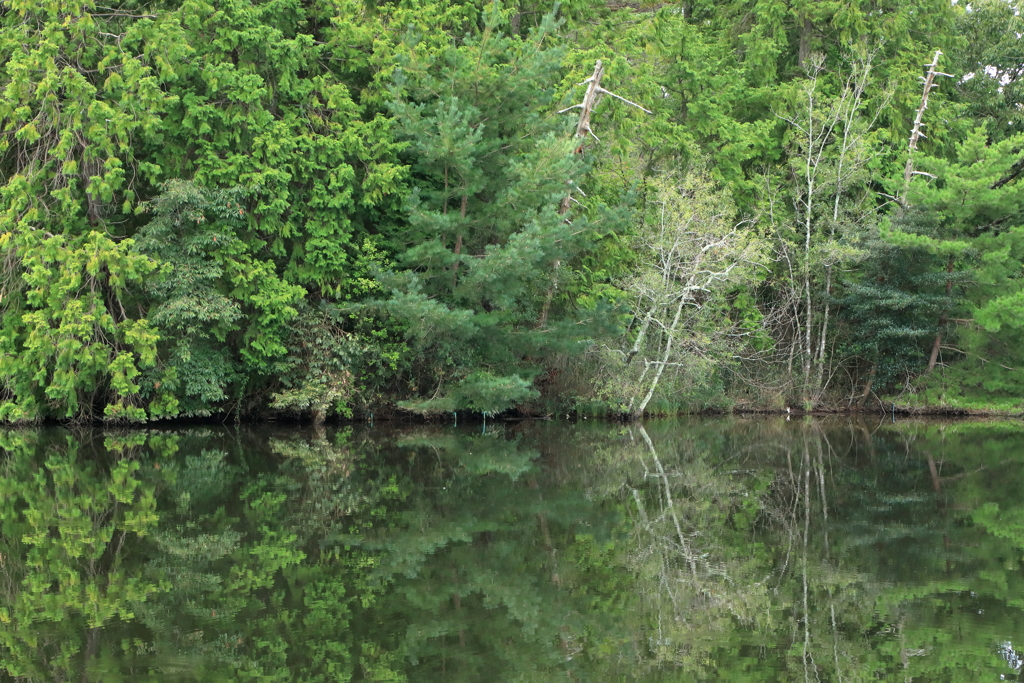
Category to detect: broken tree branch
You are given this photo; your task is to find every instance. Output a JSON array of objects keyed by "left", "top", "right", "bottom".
[{"left": 596, "top": 87, "right": 653, "bottom": 114}]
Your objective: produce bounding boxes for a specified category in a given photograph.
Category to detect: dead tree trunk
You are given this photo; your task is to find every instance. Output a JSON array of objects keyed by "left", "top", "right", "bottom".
[
  {"left": 561, "top": 60, "right": 606, "bottom": 216},
  {"left": 901, "top": 51, "right": 953, "bottom": 375},
  {"left": 538, "top": 60, "right": 650, "bottom": 328},
  {"left": 539, "top": 62, "right": 606, "bottom": 328},
  {"left": 902, "top": 51, "right": 950, "bottom": 201},
  {"left": 798, "top": 16, "right": 813, "bottom": 69}
]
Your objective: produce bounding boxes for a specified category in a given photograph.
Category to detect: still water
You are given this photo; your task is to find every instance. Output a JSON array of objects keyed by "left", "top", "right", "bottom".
[{"left": 1, "top": 418, "right": 1022, "bottom": 681}]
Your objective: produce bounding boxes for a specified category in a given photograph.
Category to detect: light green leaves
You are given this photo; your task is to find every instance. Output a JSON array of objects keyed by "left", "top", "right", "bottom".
[{"left": 0, "top": 231, "right": 162, "bottom": 421}]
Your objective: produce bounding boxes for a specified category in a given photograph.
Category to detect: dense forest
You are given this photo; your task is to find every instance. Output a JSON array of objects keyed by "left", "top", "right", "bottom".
[{"left": 1, "top": 0, "right": 1023, "bottom": 422}]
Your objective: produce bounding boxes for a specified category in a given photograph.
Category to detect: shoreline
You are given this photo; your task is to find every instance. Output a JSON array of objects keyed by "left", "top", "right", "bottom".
[{"left": 2, "top": 402, "right": 1020, "bottom": 429}]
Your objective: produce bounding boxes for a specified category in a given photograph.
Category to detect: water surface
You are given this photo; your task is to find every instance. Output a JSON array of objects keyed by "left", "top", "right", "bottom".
[{"left": 1, "top": 418, "right": 1022, "bottom": 681}]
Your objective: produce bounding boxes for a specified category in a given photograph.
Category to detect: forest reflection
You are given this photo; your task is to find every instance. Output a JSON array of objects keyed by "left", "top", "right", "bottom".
[{"left": 0, "top": 419, "right": 1022, "bottom": 681}]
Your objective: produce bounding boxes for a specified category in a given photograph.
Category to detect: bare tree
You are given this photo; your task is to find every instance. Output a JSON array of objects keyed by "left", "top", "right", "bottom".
[
  {"left": 616, "top": 170, "right": 765, "bottom": 418},
  {"left": 774, "top": 52, "right": 889, "bottom": 407}
]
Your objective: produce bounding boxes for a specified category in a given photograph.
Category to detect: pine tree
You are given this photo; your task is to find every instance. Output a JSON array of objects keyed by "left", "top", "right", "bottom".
[
  {"left": 366, "top": 7, "right": 623, "bottom": 414},
  {"left": 836, "top": 208, "right": 959, "bottom": 404},
  {"left": 897, "top": 128, "right": 1024, "bottom": 407}
]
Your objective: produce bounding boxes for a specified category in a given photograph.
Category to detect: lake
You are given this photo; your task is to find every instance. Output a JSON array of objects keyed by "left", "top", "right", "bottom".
[{"left": 0, "top": 417, "right": 1022, "bottom": 681}]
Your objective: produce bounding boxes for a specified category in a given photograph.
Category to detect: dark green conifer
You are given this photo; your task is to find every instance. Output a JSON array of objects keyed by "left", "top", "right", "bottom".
[{"left": 368, "top": 8, "right": 623, "bottom": 414}]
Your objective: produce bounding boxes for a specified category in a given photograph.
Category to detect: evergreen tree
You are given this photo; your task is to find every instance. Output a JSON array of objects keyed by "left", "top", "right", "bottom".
[
  {"left": 835, "top": 207, "right": 960, "bottom": 402},
  {"left": 366, "top": 7, "right": 624, "bottom": 415},
  {"left": 902, "top": 129, "right": 1024, "bottom": 407},
  {"left": 0, "top": 0, "right": 173, "bottom": 421},
  {"left": 0, "top": 0, "right": 403, "bottom": 421},
  {"left": 952, "top": 0, "right": 1024, "bottom": 143}
]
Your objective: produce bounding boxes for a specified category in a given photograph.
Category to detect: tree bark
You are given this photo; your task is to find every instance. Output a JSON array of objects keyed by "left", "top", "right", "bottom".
[
  {"left": 812, "top": 264, "right": 832, "bottom": 398},
  {"left": 540, "top": 61, "right": 607, "bottom": 328},
  {"left": 902, "top": 51, "right": 946, "bottom": 202},
  {"left": 452, "top": 193, "right": 467, "bottom": 287},
  {"left": 798, "top": 17, "right": 812, "bottom": 69},
  {"left": 926, "top": 255, "right": 954, "bottom": 373},
  {"left": 855, "top": 362, "right": 876, "bottom": 410},
  {"left": 633, "top": 292, "right": 687, "bottom": 418}
]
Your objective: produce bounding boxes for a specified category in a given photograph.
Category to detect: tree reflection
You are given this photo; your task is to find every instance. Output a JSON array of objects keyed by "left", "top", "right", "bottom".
[
  {"left": 0, "top": 429, "right": 162, "bottom": 681},
  {"left": 0, "top": 419, "right": 1023, "bottom": 681}
]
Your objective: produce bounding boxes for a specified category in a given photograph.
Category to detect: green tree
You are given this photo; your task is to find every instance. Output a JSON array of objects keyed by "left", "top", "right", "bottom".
[
  {"left": 0, "top": 0, "right": 173, "bottom": 421},
  {"left": 0, "top": 0, "right": 405, "bottom": 421},
  {"left": 895, "top": 128, "right": 1024, "bottom": 408},
  {"left": 364, "top": 7, "right": 625, "bottom": 415},
  {"left": 952, "top": 0, "right": 1024, "bottom": 143},
  {"left": 834, "top": 207, "right": 961, "bottom": 405}
]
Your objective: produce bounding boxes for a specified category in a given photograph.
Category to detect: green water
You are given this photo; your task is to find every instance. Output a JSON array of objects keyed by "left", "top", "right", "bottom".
[{"left": 1, "top": 418, "right": 1023, "bottom": 681}]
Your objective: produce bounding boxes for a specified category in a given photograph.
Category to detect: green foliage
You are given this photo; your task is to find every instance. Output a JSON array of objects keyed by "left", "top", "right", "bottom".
[
  {"left": 0, "top": 429, "right": 162, "bottom": 679},
  {"left": 401, "top": 370, "right": 540, "bottom": 415},
  {"left": 0, "top": 230, "right": 164, "bottom": 422},
  {"left": 0, "top": 0, "right": 1022, "bottom": 418},
  {"left": 141, "top": 0, "right": 406, "bottom": 296},
  {"left": 133, "top": 180, "right": 307, "bottom": 415},
  {"left": 0, "top": 0, "right": 170, "bottom": 234},
  {"left": 900, "top": 129, "right": 1024, "bottom": 407},
  {"left": 0, "top": 0, "right": 404, "bottom": 421},
  {"left": 270, "top": 306, "right": 360, "bottom": 421},
  {"left": 836, "top": 209, "right": 959, "bottom": 391},
  {"left": 0, "top": 0, "right": 175, "bottom": 421},
  {"left": 364, "top": 6, "right": 623, "bottom": 414},
  {"left": 952, "top": 0, "right": 1024, "bottom": 142}
]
